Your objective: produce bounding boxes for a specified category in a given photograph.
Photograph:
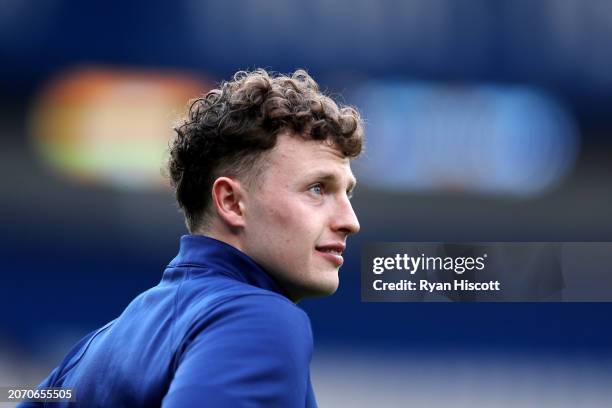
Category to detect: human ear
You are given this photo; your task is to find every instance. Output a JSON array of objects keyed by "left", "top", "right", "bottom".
[{"left": 211, "top": 177, "right": 246, "bottom": 228}]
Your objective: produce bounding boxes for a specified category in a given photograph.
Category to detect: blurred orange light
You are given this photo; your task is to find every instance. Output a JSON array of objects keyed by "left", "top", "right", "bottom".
[{"left": 29, "top": 67, "right": 212, "bottom": 189}]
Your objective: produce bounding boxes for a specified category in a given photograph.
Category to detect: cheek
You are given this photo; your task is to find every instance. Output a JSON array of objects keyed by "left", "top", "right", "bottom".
[
  {"left": 249, "top": 191, "right": 321, "bottom": 251},
  {"left": 268, "top": 208, "right": 308, "bottom": 249},
  {"left": 249, "top": 198, "right": 291, "bottom": 244},
  {"left": 261, "top": 195, "right": 307, "bottom": 230},
  {"left": 268, "top": 203, "right": 318, "bottom": 255}
]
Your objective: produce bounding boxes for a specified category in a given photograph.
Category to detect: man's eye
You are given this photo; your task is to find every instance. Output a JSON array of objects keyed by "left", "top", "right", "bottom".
[{"left": 309, "top": 184, "right": 324, "bottom": 195}]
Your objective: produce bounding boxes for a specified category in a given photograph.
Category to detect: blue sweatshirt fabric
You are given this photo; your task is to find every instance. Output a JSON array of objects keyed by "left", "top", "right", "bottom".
[{"left": 19, "top": 235, "right": 318, "bottom": 407}]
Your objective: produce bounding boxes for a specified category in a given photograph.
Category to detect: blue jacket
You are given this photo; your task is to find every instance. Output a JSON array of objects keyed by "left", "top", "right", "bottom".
[{"left": 20, "top": 235, "right": 318, "bottom": 407}]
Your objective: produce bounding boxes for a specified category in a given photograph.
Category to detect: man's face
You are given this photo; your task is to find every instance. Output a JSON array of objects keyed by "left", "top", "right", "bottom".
[{"left": 241, "top": 133, "right": 360, "bottom": 302}]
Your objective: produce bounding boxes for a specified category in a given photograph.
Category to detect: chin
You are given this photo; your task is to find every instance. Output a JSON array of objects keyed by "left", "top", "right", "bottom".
[
  {"left": 285, "top": 270, "right": 340, "bottom": 301},
  {"left": 305, "top": 276, "right": 340, "bottom": 298}
]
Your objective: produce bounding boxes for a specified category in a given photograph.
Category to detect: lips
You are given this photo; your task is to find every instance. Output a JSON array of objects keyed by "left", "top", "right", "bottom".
[{"left": 315, "top": 243, "right": 345, "bottom": 267}]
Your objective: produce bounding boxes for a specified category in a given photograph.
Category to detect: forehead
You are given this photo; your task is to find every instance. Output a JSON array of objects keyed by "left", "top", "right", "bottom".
[{"left": 264, "top": 133, "right": 355, "bottom": 185}]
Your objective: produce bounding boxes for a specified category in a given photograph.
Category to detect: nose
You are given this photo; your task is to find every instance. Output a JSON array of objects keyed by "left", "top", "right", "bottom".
[{"left": 332, "top": 195, "right": 360, "bottom": 236}]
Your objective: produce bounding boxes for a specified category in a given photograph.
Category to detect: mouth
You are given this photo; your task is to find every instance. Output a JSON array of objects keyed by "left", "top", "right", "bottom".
[{"left": 315, "top": 243, "right": 345, "bottom": 267}]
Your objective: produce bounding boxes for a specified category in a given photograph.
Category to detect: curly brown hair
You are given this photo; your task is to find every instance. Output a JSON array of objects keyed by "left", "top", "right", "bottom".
[{"left": 168, "top": 68, "right": 364, "bottom": 232}]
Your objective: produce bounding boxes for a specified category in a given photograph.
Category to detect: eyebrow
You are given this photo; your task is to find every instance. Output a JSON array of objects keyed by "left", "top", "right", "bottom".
[{"left": 307, "top": 171, "right": 357, "bottom": 192}]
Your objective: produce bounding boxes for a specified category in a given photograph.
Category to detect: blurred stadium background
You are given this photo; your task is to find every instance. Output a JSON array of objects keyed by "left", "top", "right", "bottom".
[{"left": 1, "top": 1, "right": 612, "bottom": 406}]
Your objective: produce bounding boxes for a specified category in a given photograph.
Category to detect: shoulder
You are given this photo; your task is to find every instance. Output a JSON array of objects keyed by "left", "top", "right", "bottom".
[
  {"left": 175, "top": 289, "right": 313, "bottom": 360},
  {"left": 165, "top": 295, "right": 314, "bottom": 407},
  {"left": 172, "top": 293, "right": 313, "bottom": 385},
  {"left": 206, "top": 292, "right": 312, "bottom": 345},
  {"left": 182, "top": 276, "right": 311, "bottom": 334}
]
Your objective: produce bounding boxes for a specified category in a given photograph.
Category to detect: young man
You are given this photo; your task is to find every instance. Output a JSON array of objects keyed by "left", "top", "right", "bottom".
[{"left": 19, "top": 69, "right": 363, "bottom": 407}]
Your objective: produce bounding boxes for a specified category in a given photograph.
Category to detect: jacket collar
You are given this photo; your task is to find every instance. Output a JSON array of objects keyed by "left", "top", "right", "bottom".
[{"left": 166, "top": 234, "right": 288, "bottom": 299}]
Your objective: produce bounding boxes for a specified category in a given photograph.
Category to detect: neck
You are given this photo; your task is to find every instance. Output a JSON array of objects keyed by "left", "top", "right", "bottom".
[{"left": 193, "top": 224, "right": 245, "bottom": 254}]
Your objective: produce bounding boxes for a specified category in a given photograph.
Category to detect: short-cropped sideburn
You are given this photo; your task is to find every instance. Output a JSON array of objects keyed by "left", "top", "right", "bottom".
[{"left": 167, "top": 69, "right": 364, "bottom": 232}]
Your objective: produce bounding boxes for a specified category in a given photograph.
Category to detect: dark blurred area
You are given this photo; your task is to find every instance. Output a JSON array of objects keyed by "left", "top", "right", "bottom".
[{"left": 1, "top": 1, "right": 612, "bottom": 406}]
